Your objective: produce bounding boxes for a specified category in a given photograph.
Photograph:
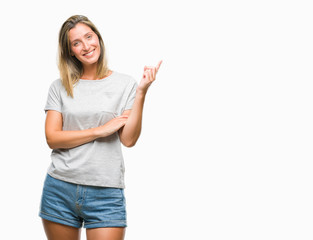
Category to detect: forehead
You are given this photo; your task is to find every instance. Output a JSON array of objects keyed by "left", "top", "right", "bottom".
[{"left": 68, "top": 23, "right": 94, "bottom": 41}]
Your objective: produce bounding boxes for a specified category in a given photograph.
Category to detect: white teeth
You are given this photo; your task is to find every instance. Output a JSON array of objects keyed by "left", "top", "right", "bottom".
[{"left": 84, "top": 50, "right": 94, "bottom": 56}]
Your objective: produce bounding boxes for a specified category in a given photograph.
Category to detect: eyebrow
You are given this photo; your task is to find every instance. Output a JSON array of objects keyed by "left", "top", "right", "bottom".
[{"left": 71, "top": 32, "right": 94, "bottom": 44}]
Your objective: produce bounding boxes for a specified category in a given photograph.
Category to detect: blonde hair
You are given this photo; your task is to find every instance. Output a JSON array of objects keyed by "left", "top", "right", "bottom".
[{"left": 58, "top": 15, "right": 110, "bottom": 97}]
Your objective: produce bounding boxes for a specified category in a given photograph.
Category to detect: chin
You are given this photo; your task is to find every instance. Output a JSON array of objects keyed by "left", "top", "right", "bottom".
[
  {"left": 81, "top": 56, "right": 100, "bottom": 66},
  {"left": 84, "top": 60, "right": 98, "bottom": 65}
]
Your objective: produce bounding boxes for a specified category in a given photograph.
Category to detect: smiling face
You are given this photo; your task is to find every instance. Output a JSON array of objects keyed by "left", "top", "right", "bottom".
[{"left": 69, "top": 23, "right": 101, "bottom": 67}]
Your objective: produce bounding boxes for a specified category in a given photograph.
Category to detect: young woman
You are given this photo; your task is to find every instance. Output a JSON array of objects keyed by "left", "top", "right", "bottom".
[{"left": 39, "top": 15, "right": 162, "bottom": 240}]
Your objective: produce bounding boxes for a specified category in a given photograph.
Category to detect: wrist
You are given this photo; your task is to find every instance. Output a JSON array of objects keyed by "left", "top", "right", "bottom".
[
  {"left": 92, "top": 126, "right": 101, "bottom": 138},
  {"left": 136, "top": 88, "right": 147, "bottom": 97}
]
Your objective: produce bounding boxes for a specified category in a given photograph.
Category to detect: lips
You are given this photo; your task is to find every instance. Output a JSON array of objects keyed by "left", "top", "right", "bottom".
[{"left": 83, "top": 49, "right": 95, "bottom": 56}]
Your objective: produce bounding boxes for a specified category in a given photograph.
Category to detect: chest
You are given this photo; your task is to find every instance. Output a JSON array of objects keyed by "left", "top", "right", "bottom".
[{"left": 62, "top": 85, "right": 124, "bottom": 116}]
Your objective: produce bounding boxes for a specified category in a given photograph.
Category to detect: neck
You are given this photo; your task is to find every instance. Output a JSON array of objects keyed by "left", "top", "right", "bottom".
[{"left": 81, "top": 63, "right": 98, "bottom": 80}]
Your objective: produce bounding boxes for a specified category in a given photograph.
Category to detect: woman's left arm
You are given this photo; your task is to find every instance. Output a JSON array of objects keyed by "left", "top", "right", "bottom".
[{"left": 119, "top": 60, "right": 162, "bottom": 147}]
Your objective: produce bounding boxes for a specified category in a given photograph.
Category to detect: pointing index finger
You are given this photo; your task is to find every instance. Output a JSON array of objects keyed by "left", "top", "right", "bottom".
[{"left": 156, "top": 60, "right": 163, "bottom": 71}]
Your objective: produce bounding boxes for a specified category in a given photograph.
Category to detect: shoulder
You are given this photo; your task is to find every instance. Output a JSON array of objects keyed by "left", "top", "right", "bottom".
[
  {"left": 46, "top": 78, "right": 66, "bottom": 97},
  {"left": 49, "top": 78, "right": 63, "bottom": 89},
  {"left": 112, "top": 71, "right": 137, "bottom": 86}
]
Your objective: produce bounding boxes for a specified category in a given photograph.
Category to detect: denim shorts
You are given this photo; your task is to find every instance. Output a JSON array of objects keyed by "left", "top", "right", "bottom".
[{"left": 39, "top": 173, "right": 127, "bottom": 229}]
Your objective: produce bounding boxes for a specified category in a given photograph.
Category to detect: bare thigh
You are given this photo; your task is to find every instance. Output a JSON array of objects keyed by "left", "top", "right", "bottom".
[
  {"left": 86, "top": 227, "right": 126, "bottom": 240},
  {"left": 42, "top": 219, "right": 82, "bottom": 240}
]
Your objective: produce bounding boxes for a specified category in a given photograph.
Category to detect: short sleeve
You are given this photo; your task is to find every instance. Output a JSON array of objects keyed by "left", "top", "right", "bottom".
[
  {"left": 123, "top": 79, "right": 138, "bottom": 112},
  {"left": 44, "top": 80, "right": 62, "bottom": 113}
]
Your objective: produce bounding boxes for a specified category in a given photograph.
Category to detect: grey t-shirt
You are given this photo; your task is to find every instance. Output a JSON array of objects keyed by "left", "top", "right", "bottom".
[{"left": 44, "top": 71, "right": 138, "bottom": 188}]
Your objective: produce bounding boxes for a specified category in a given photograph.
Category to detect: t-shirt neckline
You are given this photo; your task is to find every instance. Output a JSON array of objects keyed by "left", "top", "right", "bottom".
[{"left": 79, "top": 71, "right": 115, "bottom": 82}]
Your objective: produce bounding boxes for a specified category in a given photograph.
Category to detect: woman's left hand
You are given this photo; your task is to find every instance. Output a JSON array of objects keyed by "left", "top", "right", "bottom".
[{"left": 137, "top": 60, "right": 162, "bottom": 94}]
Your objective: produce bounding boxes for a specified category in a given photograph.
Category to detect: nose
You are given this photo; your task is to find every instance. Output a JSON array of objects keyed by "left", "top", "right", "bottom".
[{"left": 82, "top": 40, "right": 90, "bottom": 51}]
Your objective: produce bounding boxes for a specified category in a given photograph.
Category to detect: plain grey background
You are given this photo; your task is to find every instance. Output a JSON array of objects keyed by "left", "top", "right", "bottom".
[{"left": 0, "top": 0, "right": 312, "bottom": 239}]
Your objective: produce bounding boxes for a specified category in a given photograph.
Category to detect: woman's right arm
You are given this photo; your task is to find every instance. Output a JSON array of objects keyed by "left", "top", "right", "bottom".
[{"left": 45, "top": 110, "right": 128, "bottom": 149}]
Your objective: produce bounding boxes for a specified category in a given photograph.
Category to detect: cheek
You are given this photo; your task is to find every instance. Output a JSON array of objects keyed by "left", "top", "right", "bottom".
[
  {"left": 91, "top": 35, "right": 100, "bottom": 46},
  {"left": 71, "top": 47, "right": 81, "bottom": 56},
  {"left": 92, "top": 40, "right": 101, "bottom": 56},
  {"left": 92, "top": 39, "right": 100, "bottom": 48}
]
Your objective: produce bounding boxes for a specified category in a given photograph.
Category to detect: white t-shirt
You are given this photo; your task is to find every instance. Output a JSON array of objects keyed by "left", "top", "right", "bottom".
[{"left": 44, "top": 71, "right": 138, "bottom": 188}]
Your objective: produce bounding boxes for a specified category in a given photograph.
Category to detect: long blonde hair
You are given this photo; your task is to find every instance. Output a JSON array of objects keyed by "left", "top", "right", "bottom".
[{"left": 58, "top": 15, "right": 110, "bottom": 97}]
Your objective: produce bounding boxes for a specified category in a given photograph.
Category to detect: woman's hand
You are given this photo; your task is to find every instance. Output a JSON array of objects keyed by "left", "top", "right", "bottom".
[
  {"left": 94, "top": 115, "right": 129, "bottom": 138},
  {"left": 137, "top": 60, "right": 163, "bottom": 94}
]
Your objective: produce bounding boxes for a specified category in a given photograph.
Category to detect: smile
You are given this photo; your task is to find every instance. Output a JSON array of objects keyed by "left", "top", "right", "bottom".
[{"left": 83, "top": 49, "right": 95, "bottom": 56}]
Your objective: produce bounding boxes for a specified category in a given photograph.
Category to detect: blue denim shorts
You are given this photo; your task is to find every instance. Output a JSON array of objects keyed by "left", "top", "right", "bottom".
[{"left": 39, "top": 173, "right": 127, "bottom": 229}]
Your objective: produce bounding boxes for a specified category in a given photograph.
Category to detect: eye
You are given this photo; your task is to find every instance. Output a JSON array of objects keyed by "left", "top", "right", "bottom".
[
  {"left": 73, "top": 42, "right": 80, "bottom": 47},
  {"left": 87, "top": 35, "right": 92, "bottom": 39}
]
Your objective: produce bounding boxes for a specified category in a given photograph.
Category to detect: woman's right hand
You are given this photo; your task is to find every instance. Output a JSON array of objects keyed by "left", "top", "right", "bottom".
[{"left": 94, "top": 115, "right": 129, "bottom": 138}]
